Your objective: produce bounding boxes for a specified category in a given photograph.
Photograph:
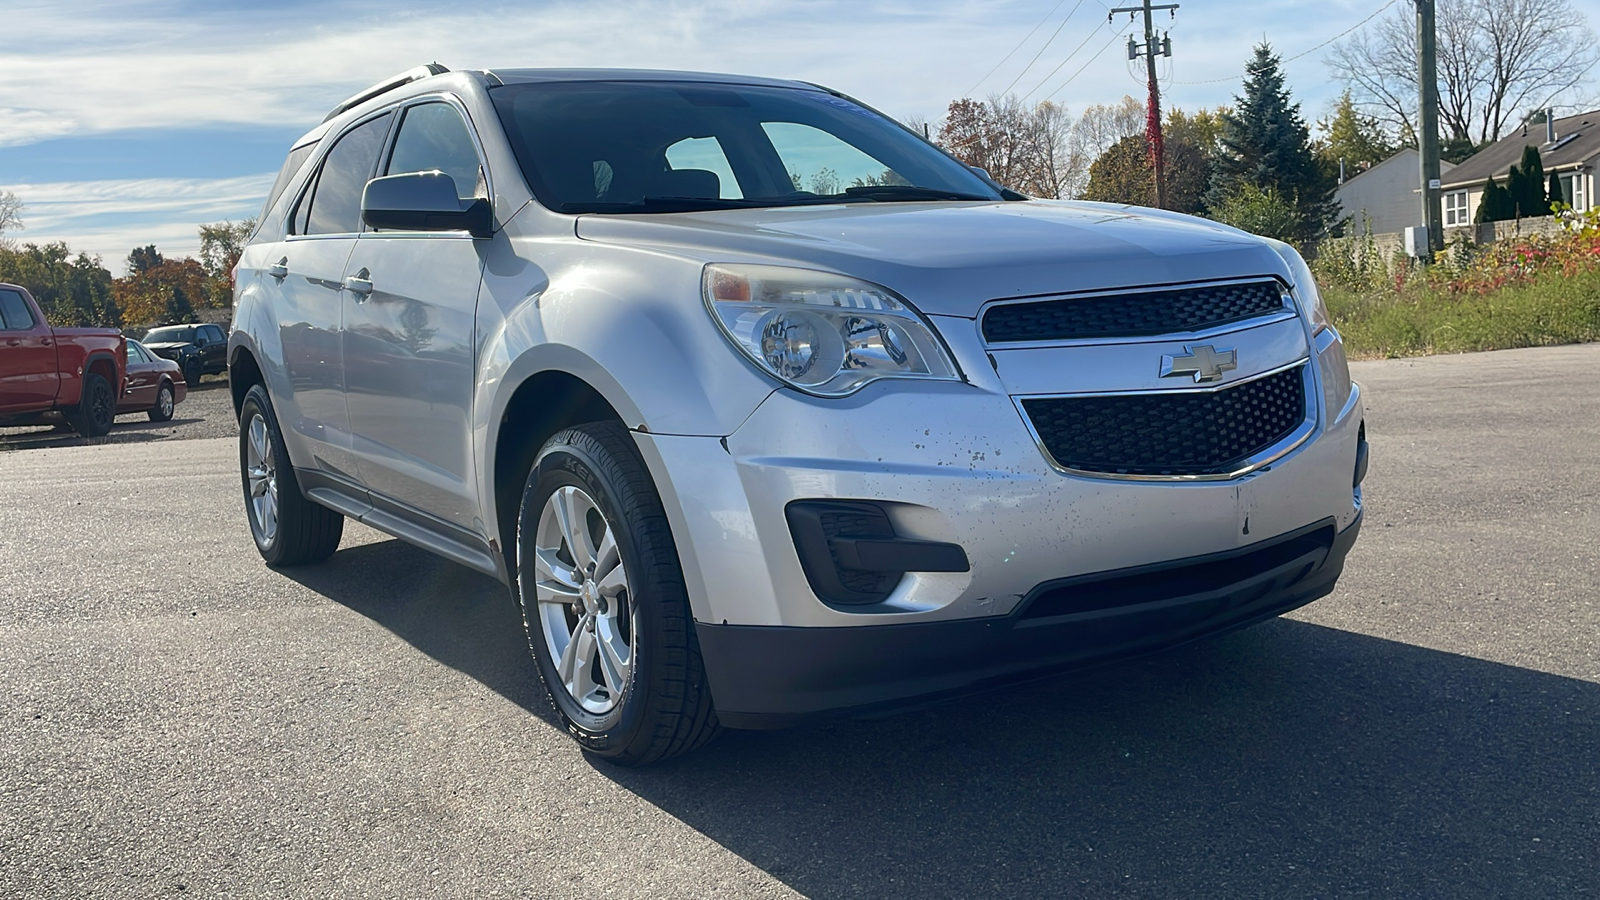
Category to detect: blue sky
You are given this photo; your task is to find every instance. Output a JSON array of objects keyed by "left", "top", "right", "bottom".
[{"left": 3, "top": 0, "right": 1596, "bottom": 273}]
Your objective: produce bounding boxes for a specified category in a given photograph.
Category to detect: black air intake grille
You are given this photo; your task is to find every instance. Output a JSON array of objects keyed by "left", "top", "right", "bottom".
[
  {"left": 983, "top": 280, "right": 1287, "bottom": 343},
  {"left": 1021, "top": 366, "right": 1306, "bottom": 476}
]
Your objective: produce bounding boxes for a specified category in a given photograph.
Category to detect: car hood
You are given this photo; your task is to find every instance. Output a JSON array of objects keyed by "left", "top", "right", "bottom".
[{"left": 573, "top": 200, "right": 1293, "bottom": 317}]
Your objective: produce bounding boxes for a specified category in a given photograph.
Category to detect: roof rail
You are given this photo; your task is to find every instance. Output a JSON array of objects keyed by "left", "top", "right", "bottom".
[{"left": 323, "top": 63, "right": 449, "bottom": 122}]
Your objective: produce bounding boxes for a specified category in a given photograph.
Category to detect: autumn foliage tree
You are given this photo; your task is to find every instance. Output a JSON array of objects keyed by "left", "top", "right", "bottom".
[
  {"left": 114, "top": 248, "right": 209, "bottom": 328},
  {"left": 1083, "top": 108, "right": 1221, "bottom": 213}
]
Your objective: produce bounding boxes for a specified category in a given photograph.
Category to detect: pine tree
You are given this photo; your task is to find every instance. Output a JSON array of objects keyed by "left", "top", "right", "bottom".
[
  {"left": 1507, "top": 164, "right": 1528, "bottom": 216},
  {"left": 1475, "top": 176, "right": 1512, "bottom": 224},
  {"left": 1208, "top": 43, "right": 1337, "bottom": 242},
  {"left": 1316, "top": 90, "right": 1395, "bottom": 173},
  {"left": 1517, "top": 145, "right": 1546, "bottom": 216},
  {"left": 1548, "top": 171, "right": 1565, "bottom": 209}
]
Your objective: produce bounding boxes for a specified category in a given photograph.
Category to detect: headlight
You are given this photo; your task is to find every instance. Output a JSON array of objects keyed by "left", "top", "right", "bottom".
[
  {"left": 702, "top": 263, "right": 961, "bottom": 397},
  {"left": 1270, "top": 243, "right": 1333, "bottom": 336}
]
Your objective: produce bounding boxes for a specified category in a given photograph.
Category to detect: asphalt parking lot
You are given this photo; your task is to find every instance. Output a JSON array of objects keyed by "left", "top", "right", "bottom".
[{"left": 2, "top": 344, "right": 1597, "bottom": 898}]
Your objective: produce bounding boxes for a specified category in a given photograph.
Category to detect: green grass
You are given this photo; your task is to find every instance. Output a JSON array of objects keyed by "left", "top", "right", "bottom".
[{"left": 1321, "top": 267, "right": 1600, "bottom": 359}]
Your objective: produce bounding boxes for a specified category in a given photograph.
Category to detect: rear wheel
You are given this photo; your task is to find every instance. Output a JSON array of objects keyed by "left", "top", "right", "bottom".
[
  {"left": 238, "top": 384, "right": 342, "bottom": 567},
  {"left": 516, "top": 421, "right": 719, "bottom": 765},
  {"left": 148, "top": 381, "right": 175, "bottom": 422},
  {"left": 69, "top": 373, "right": 115, "bottom": 437}
]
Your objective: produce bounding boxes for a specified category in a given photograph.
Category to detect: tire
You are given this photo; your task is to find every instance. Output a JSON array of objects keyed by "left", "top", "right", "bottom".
[
  {"left": 148, "top": 381, "right": 175, "bottom": 422},
  {"left": 69, "top": 372, "right": 115, "bottom": 437},
  {"left": 182, "top": 358, "right": 202, "bottom": 389},
  {"left": 515, "top": 421, "right": 719, "bottom": 765},
  {"left": 238, "top": 384, "right": 343, "bottom": 567}
]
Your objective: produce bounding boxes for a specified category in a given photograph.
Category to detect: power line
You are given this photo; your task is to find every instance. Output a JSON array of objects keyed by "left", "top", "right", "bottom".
[
  {"left": 1166, "top": 0, "right": 1400, "bottom": 86},
  {"left": 966, "top": 0, "right": 1068, "bottom": 96},
  {"left": 998, "top": 0, "right": 1093, "bottom": 97},
  {"left": 1020, "top": 14, "right": 1110, "bottom": 101},
  {"left": 1043, "top": 27, "right": 1127, "bottom": 100}
]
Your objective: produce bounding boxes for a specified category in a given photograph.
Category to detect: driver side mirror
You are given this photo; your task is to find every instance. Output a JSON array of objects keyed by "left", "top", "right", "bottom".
[{"left": 361, "top": 172, "right": 493, "bottom": 239}]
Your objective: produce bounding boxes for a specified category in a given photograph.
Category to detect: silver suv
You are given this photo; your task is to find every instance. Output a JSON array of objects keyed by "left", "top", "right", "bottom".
[{"left": 230, "top": 64, "right": 1367, "bottom": 764}]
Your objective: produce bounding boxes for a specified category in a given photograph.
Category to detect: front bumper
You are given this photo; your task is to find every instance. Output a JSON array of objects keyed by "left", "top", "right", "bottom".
[
  {"left": 699, "top": 510, "right": 1361, "bottom": 727},
  {"left": 628, "top": 347, "right": 1365, "bottom": 722}
]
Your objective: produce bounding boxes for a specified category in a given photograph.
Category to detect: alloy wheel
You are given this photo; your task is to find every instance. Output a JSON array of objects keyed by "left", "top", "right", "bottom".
[
  {"left": 245, "top": 413, "right": 279, "bottom": 543},
  {"left": 157, "top": 386, "right": 174, "bottom": 419},
  {"left": 531, "top": 485, "right": 633, "bottom": 714}
]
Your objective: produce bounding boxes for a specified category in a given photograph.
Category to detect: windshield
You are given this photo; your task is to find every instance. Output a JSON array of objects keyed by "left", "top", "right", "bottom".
[
  {"left": 144, "top": 326, "right": 194, "bottom": 344},
  {"left": 489, "top": 81, "right": 1002, "bottom": 213}
]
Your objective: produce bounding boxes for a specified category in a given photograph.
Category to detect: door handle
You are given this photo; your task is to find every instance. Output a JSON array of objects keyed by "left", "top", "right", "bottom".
[
  {"left": 268, "top": 258, "right": 289, "bottom": 280},
  {"left": 343, "top": 268, "right": 374, "bottom": 300}
]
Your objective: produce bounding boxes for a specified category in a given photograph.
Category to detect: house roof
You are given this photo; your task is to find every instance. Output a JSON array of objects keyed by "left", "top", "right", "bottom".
[
  {"left": 1336, "top": 147, "right": 1455, "bottom": 192},
  {"left": 1441, "top": 110, "right": 1600, "bottom": 189}
]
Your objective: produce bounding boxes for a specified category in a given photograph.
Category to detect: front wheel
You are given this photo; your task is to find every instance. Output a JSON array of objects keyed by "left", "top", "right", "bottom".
[
  {"left": 516, "top": 422, "right": 719, "bottom": 765},
  {"left": 238, "top": 384, "right": 343, "bottom": 566},
  {"left": 182, "top": 358, "right": 202, "bottom": 389}
]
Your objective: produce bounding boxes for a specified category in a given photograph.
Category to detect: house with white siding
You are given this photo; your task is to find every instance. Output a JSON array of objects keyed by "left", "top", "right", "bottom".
[{"left": 1438, "top": 109, "right": 1599, "bottom": 229}]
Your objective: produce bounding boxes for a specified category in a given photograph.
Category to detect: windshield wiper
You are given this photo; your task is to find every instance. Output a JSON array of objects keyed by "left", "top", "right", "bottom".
[{"left": 840, "top": 185, "right": 995, "bottom": 202}]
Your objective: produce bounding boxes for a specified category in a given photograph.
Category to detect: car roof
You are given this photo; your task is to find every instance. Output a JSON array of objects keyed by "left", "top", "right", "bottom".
[
  {"left": 484, "top": 68, "right": 821, "bottom": 92},
  {"left": 291, "top": 67, "right": 823, "bottom": 151}
]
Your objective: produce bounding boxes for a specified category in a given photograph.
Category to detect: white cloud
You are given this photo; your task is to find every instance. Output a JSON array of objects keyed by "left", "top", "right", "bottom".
[{"left": 0, "top": 175, "right": 272, "bottom": 273}]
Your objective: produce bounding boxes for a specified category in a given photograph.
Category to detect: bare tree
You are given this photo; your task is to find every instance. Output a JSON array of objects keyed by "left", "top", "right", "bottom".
[
  {"left": 0, "top": 191, "right": 22, "bottom": 249},
  {"left": 935, "top": 94, "right": 1141, "bottom": 199},
  {"left": 1327, "top": 0, "right": 1600, "bottom": 144}
]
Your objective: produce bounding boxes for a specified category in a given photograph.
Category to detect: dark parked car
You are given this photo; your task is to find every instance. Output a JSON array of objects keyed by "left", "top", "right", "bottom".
[
  {"left": 142, "top": 323, "right": 227, "bottom": 387},
  {"left": 120, "top": 339, "right": 186, "bottom": 421}
]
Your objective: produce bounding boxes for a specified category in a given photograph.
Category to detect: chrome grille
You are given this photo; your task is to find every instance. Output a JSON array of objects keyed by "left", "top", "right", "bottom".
[
  {"left": 983, "top": 280, "right": 1287, "bottom": 343},
  {"left": 1020, "top": 366, "right": 1307, "bottom": 477}
]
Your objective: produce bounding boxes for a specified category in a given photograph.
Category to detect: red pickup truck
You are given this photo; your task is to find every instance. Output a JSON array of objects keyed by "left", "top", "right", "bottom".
[{"left": 0, "top": 282, "right": 126, "bottom": 437}]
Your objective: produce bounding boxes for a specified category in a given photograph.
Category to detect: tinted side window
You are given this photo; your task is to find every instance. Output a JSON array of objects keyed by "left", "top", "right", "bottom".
[
  {"left": 0, "top": 289, "right": 36, "bottom": 330},
  {"left": 127, "top": 343, "right": 147, "bottom": 363},
  {"left": 386, "top": 102, "right": 483, "bottom": 201},
  {"left": 204, "top": 325, "right": 226, "bottom": 343},
  {"left": 304, "top": 112, "right": 394, "bottom": 235}
]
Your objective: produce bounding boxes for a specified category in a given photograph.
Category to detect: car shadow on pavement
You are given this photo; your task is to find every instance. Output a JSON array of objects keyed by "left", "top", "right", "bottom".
[
  {"left": 0, "top": 417, "right": 207, "bottom": 450},
  {"left": 276, "top": 542, "right": 1599, "bottom": 897},
  {"left": 597, "top": 619, "right": 1600, "bottom": 898},
  {"left": 276, "top": 537, "right": 561, "bottom": 729}
]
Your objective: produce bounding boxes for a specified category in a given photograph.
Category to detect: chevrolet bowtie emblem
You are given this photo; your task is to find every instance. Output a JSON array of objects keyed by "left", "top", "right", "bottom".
[{"left": 1160, "top": 345, "right": 1238, "bottom": 383}]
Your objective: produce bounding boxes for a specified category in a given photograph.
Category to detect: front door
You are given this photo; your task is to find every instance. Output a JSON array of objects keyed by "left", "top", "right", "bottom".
[
  {"left": 274, "top": 110, "right": 395, "bottom": 481},
  {"left": 0, "top": 287, "right": 60, "bottom": 413},
  {"left": 341, "top": 99, "right": 487, "bottom": 530}
]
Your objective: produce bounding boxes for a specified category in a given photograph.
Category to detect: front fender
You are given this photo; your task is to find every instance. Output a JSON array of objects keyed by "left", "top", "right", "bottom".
[{"left": 472, "top": 234, "right": 777, "bottom": 550}]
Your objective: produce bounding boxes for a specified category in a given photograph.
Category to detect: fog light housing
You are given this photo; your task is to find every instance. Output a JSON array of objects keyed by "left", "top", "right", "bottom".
[
  {"left": 1353, "top": 423, "right": 1369, "bottom": 488},
  {"left": 786, "top": 500, "right": 970, "bottom": 608}
]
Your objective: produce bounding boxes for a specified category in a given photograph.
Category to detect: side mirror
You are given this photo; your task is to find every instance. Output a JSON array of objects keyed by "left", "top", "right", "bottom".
[{"left": 362, "top": 172, "right": 493, "bottom": 238}]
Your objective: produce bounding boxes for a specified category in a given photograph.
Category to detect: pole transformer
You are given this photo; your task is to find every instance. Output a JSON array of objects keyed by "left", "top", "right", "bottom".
[
  {"left": 1416, "top": 0, "right": 1444, "bottom": 255},
  {"left": 1111, "top": 1, "right": 1178, "bottom": 209}
]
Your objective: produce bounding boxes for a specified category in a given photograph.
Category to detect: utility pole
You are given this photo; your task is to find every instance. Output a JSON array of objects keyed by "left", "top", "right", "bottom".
[
  {"left": 1416, "top": 0, "right": 1444, "bottom": 254},
  {"left": 1111, "top": 1, "right": 1178, "bottom": 208}
]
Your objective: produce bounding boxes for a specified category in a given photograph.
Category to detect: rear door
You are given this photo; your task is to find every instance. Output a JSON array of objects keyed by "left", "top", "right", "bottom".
[
  {"left": 275, "top": 111, "right": 395, "bottom": 482},
  {"left": 120, "top": 342, "right": 158, "bottom": 410},
  {"left": 339, "top": 98, "right": 488, "bottom": 530},
  {"left": 0, "top": 287, "right": 59, "bottom": 413}
]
